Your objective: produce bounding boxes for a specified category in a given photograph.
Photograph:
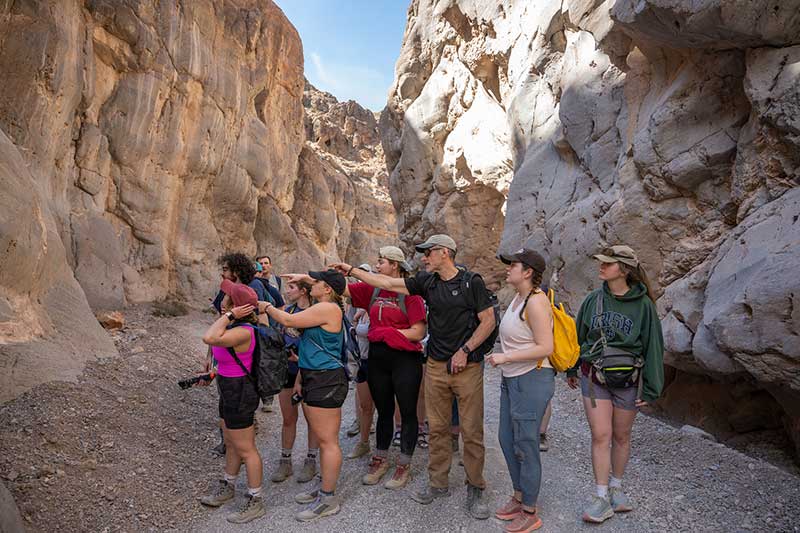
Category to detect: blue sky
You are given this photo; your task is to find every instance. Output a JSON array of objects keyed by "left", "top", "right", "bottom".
[{"left": 275, "top": 0, "right": 409, "bottom": 111}]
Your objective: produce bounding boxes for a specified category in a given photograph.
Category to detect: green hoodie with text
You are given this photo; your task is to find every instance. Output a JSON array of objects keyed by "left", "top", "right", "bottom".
[{"left": 567, "top": 281, "right": 664, "bottom": 403}]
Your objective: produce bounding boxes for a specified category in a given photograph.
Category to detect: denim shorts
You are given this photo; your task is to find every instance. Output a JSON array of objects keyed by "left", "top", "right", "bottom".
[{"left": 580, "top": 373, "right": 637, "bottom": 410}]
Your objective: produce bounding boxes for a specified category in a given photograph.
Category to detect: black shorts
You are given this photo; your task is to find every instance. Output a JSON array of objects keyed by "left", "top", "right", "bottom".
[
  {"left": 300, "top": 368, "right": 348, "bottom": 408},
  {"left": 217, "top": 375, "right": 260, "bottom": 429},
  {"left": 283, "top": 370, "right": 298, "bottom": 389},
  {"left": 355, "top": 359, "right": 369, "bottom": 384}
]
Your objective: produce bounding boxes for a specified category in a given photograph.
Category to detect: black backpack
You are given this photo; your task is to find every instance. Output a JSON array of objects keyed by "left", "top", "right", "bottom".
[
  {"left": 227, "top": 322, "right": 287, "bottom": 397},
  {"left": 424, "top": 269, "right": 500, "bottom": 360},
  {"left": 306, "top": 315, "right": 363, "bottom": 381}
]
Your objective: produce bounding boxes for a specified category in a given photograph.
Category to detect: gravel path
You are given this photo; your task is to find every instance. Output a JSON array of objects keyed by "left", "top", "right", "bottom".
[
  {"left": 192, "top": 359, "right": 800, "bottom": 533},
  {"left": 2, "top": 307, "right": 797, "bottom": 532}
]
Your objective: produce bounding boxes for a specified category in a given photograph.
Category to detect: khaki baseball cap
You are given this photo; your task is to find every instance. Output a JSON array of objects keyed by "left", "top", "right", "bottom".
[
  {"left": 414, "top": 234, "right": 457, "bottom": 253},
  {"left": 593, "top": 245, "right": 639, "bottom": 267},
  {"left": 378, "top": 246, "right": 412, "bottom": 272}
]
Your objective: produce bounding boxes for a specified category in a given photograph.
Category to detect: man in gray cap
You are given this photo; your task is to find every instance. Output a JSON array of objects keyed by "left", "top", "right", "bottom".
[{"left": 330, "top": 234, "right": 495, "bottom": 520}]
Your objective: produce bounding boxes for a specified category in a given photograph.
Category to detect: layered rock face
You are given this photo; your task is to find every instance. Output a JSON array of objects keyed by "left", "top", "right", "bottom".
[
  {"left": 0, "top": 1, "right": 395, "bottom": 401},
  {"left": 383, "top": 0, "right": 800, "bottom": 454}
]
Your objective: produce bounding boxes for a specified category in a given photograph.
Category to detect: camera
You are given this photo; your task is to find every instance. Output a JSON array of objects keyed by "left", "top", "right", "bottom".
[{"left": 178, "top": 373, "right": 214, "bottom": 390}]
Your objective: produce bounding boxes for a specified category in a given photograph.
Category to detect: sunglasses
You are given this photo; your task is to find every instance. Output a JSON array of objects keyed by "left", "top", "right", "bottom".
[{"left": 423, "top": 247, "right": 446, "bottom": 257}]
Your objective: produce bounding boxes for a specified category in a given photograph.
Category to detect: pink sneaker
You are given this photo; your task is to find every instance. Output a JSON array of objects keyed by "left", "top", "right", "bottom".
[{"left": 495, "top": 497, "right": 522, "bottom": 520}]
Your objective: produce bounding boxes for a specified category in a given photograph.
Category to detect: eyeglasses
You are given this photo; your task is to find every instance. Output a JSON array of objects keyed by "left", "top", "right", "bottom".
[{"left": 423, "top": 247, "right": 445, "bottom": 257}]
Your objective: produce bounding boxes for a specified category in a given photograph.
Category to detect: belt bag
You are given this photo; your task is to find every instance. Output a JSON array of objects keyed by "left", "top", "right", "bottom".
[{"left": 587, "top": 291, "right": 645, "bottom": 407}]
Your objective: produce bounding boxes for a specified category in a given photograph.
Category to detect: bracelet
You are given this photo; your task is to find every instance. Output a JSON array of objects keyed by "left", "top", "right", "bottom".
[{"left": 346, "top": 266, "right": 354, "bottom": 276}]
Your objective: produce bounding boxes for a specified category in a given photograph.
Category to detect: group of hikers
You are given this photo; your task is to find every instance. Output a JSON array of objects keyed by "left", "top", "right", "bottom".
[{"left": 195, "top": 234, "right": 664, "bottom": 531}]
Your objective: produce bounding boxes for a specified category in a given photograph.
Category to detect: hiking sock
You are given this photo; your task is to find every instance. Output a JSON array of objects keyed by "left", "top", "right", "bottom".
[
  {"left": 224, "top": 472, "right": 238, "bottom": 485},
  {"left": 375, "top": 448, "right": 389, "bottom": 459},
  {"left": 281, "top": 448, "right": 292, "bottom": 459},
  {"left": 307, "top": 448, "right": 319, "bottom": 460},
  {"left": 596, "top": 484, "right": 609, "bottom": 499},
  {"left": 609, "top": 476, "right": 622, "bottom": 489},
  {"left": 398, "top": 453, "right": 412, "bottom": 466},
  {"left": 247, "top": 486, "right": 263, "bottom": 498}
]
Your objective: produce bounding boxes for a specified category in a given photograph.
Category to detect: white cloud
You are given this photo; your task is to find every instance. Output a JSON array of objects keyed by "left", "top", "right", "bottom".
[{"left": 307, "top": 51, "right": 390, "bottom": 111}]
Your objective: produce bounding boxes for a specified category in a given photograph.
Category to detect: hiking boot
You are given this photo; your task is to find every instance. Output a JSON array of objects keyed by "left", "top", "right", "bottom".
[
  {"left": 466, "top": 484, "right": 490, "bottom": 520},
  {"left": 270, "top": 459, "right": 293, "bottom": 483},
  {"left": 410, "top": 485, "right": 449, "bottom": 505},
  {"left": 296, "top": 458, "right": 317, "bottom": 483},
  {"left": 346, "top": 418, "right": 360, "bottom": 437},
  {"left": 211, "top": 440, "right": 226, "bottom": 457},
  {"left": 295, "top": 493, "right": 341, "bottom": 522},
  {"left": 384, "top": 464, "right": 411, "bottom": 490},
  {"left": 295, "top": 485, "right": 319, "bottom": 504},
  {"left": 610, "top": 487, "right": 633, "bottom": 512},
  {"left": 505, "top": 510, "right": 542, "bottom": 532},
  {"left": 347, "top": 441, "right": 370, "bottom": 459},
  {"left": 539, "top": 433, "right": 549, "bottom": 452},
  {"left": 495, "top": 497, "right": 523, "bottom": 520},
  {"left": 199, "top": 480, "right": 234, "bottom": 507},
  {"left": 226, "top": 494, "right": 266, "bottom": 524},
  {"left": 362, "top": 456, "right": 390, "bottom": 485},
  {"left": 261, "top": 397, "right": 274, "bottom": 413},
  {"left": 582, "top": 496, "right": 614, "bottom": 523}
]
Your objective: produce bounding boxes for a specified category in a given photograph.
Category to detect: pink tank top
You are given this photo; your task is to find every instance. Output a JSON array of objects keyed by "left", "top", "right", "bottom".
[{"left": 211, "top": 327, "right": 256, "bottom": 378}]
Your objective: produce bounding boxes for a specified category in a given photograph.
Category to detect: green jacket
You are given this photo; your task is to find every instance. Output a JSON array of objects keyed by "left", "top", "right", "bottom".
[{"left": 567, "top": 282, "right": 664, "bottom": 402}]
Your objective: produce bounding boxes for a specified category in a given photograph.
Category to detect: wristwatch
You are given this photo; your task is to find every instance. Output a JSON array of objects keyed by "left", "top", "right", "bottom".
[
  {"left": 224, "top": 311, "right": 234, "bottom": 321},
  {"left": 460, "top": 344, "right": 472, "bottom": 357}
]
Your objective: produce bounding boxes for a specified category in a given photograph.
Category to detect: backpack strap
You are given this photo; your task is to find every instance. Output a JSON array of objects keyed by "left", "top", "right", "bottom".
[
  {"left": 368, "top": 287, "right": 381, "bottom": 311},
  {"left": 225, "top": 324, "right": 257, "bottom": 385},
  {"left": 398, "top": 294, "right": 407, "bottom": 316}
]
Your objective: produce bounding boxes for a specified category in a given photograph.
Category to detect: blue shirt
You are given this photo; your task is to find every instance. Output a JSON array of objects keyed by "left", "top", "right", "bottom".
[{"left": 298, "top": 325, "right": 343, "bottom": 371}]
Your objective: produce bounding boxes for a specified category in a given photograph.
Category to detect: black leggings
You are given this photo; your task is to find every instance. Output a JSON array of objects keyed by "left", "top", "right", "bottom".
[{"left": 367, "top": 342, "right": 423, "bottom": 457}]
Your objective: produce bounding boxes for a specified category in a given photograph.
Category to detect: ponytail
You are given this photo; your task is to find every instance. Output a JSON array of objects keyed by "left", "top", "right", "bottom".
[
  {"left": 622, "top": 263, "right": 656, "bottom": 302},
  {"left": 518, "top": 267, "right": 544, "bottom": 321}
]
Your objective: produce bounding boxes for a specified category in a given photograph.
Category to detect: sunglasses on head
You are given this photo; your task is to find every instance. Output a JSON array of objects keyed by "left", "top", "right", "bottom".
[{"left": 603, "top": 247, "right": 634, "bottom": 259}]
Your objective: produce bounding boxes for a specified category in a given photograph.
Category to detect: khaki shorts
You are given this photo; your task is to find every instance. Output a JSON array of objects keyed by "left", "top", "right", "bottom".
[{"left": 580, "top": 373, "right": 637, "bottom": 411}]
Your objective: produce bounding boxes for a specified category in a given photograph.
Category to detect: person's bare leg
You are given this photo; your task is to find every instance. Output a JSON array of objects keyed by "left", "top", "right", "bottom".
[
  {"left": 540, "top": 401, "right": 552, "bottom": 435},
  {"left": 357, "top": 381, "right": 374, "bottom": 444},
  {"left": 610, "top": 406, "right": 637, "bottom": 479},
  {"left": 303, "top": 405, "right": 342, "bottom": 493},
  {"left": 582, "top": 396, "right": 613, "bottom": 487},
  {"left": 277, "top": 388, "right": 298, "bottom": 450},
  {"left": 226, "top": 426, "right": 263, "bottom": 489}
]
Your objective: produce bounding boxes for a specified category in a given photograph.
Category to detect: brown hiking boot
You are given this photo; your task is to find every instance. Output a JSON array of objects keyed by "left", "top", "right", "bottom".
[
  {"left": 270, "top": 458, "right": 293, "bottom": 483},
  {"left": 296, "top": 458, "right": 317, "bottom": 483},
  {"left": 384, "top": 463, "right": 411, "bottom": 490},
  {"left": 199, "top": 479, "right": 234, "bottom": 507},
  {"left": 361, "top": 456, "right": 390, "bottom": 485},
  {"left": 226, "top": 494, "right": 266, "bottom": 524}
]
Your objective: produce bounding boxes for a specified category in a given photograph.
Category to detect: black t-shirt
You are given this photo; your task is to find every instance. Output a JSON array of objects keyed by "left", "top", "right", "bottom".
[{"left": 405, "top": 270, "right": 492, "bottom": 361}]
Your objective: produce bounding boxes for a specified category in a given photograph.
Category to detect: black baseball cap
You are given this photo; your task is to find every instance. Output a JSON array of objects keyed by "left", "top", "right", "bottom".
[
  {"left": 308, "top": 269, "right": 346, "bottom": 295},
  {"left": 497, "top": 248, "right": 546, "bottom": 273}
]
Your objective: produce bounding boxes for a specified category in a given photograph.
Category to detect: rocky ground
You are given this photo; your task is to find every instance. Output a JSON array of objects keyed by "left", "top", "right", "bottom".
[{"left": 1, "top": 306, "right": 799, "bottom": 532}]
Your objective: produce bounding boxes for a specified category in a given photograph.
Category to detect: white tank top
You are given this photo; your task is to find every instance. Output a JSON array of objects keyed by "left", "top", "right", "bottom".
[{"left": 498, "top": 292, "right": 552, "bottom": 377}]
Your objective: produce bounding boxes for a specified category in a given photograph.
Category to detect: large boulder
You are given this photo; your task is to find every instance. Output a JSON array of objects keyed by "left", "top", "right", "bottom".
[{"left": 382, "top": 0, "right": 800, "bottom": 455}]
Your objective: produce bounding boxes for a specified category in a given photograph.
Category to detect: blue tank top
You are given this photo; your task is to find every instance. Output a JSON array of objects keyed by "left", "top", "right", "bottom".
[{"left": 298, "top": 325, "right": 343, "bottom": 371}]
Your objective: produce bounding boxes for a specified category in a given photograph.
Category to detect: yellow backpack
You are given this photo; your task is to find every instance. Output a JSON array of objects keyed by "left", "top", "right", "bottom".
[{"left": 536, "top": 288, "right": 580, "bottom": 372}]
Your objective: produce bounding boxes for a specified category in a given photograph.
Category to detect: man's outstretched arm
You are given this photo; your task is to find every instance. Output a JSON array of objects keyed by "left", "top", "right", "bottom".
[{"left": 329, "top": 262, "right": 410, "bottom": 295}]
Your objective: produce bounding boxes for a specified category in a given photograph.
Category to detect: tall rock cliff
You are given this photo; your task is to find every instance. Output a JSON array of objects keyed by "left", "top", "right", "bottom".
[
  {"left": 0, "top": 1, "right": 396, "bottom": 401},
  {"left": 382, "top": 0, "right": 800, "bottom": 455}
]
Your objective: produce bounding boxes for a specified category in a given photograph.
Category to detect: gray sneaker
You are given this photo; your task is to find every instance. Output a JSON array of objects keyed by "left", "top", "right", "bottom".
[
  {"left": 295, "top": 493, "right": 341, "bottom": 522},
  {"left": 226, "top": 494, "right": 266, "bottom": 523},
  {"left": 582, "top": 495, "right": 614, "bottom": 523},
  {"left": 295, "top": 486, "right": 319, "bottom": 504},
  {"left": 199, "top": 480, "right": 234, "bottom": 507},
  {"left": 211, "top": 440, "right": 226, "bottom": 457},
  {"left": 466, "top": 484, "right": 490, "bottom": 520},
  {"left": 296, "top": 458, "right": 317, "bottom": 483},
  {"left": 346, "top": 418, "right": 360, "bottom": 437},
  {"left": 270, "top": 458, "right": 293, "bottom": 483},
  {"left": 410, "top": 485, "right": 449, "bottom": 505},
  {"left": 610, "top": 487, "right": 633, "bottom": 512}
]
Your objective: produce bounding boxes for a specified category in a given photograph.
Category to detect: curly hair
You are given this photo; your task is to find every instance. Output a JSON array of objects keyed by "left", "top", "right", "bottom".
[{"left": 219, "top": 252, "right": 256, "bottom": 285}]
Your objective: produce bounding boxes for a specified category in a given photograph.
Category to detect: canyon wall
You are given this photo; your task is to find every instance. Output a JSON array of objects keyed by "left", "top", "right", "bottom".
[
  {"left": 0, "top": 1, "right": 395, "bottom": 401},
  {"left": 382, "top": 0, "right": 800, "bottom": 454}
]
